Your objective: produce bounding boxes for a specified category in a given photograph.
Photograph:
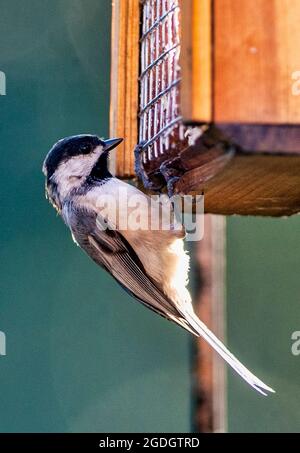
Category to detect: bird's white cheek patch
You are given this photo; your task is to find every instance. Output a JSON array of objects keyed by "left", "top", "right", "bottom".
[{"left": 53, "top": 152, "right": 101, "bottom": 199}]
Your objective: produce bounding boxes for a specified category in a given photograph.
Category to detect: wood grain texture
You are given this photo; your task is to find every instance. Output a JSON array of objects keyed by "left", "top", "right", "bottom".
[
  {"left": 194, "top": 215, "right": 227, "bottom": 433},
  {"left": 180, "top": 0, "right": 212, "bottom": 122},
  {"left": 175, "top": 153, "right": 300, "bottom": 216},
  {"left": 109, "top": 0, "right": 139, "bottom": 177},
  {"left": 214, "top": 0, "right": 300, "bottom": 124},
  {"left": 217, "top": 124, "right": 300, "bottom": 154}
]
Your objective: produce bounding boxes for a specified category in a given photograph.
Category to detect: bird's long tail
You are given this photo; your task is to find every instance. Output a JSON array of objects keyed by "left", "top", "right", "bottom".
[{"left": 183, "top": 309, "right": 275, "bottom": 396}]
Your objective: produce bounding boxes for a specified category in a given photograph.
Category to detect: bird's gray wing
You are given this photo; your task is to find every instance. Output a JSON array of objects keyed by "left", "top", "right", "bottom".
[
  {"left": 66, "top": 205, "right": 275, "bottom": 395},
  {"left": 68, "top": 205, "right": 198, "bottom": 334}
]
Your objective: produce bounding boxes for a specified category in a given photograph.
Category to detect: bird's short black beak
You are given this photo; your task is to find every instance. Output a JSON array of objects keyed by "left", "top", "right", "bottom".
[{"left": 102, "top": 138, "right": 123, "bottom": 152}]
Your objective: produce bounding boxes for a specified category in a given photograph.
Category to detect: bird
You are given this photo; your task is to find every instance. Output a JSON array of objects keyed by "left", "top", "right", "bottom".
[{"left": 42, "top": 134, "right": 274, "bottom": 396}]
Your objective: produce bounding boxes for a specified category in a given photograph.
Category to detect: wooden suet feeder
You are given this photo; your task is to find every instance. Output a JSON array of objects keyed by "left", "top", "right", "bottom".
[{"left": 110, "top": 0, "right": 300, "bottom": 216}]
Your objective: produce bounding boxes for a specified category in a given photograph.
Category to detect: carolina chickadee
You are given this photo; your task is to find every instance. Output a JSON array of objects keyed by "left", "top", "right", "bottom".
[{"left": 42, "top": 134, "right": 274, "bottom": 395}]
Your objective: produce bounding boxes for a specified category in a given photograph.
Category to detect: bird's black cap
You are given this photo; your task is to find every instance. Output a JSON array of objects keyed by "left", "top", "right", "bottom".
[{"left": 43, "top": 135, "right": 122, "bottom": 180}]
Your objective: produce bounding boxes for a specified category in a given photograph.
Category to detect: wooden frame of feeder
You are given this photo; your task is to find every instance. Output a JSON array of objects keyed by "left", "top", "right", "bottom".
[{"left": 110, "top": 0, "right": 300, "bottom": 217}]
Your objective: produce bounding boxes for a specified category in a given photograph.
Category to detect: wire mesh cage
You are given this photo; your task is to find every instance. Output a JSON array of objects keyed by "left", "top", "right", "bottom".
[
  {"left": 135, "top": 0, "right": 231, "bottom": 192},
  {"left": 110, "top": 0, "right": 231, "bottom": 191},
  {"left": 139, "top": 0, "right": 185, "bottom": 165}
]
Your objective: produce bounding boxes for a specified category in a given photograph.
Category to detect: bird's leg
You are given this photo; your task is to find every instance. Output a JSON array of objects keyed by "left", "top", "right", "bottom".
[
  {"left": 160, "top": 157, "right": 184, "bottom": 196},
  {"left": 134, "top": 142, "right": 165, "bottom": 191}
]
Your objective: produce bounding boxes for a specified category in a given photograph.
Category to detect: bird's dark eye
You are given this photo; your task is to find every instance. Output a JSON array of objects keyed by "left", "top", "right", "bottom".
[{"left": 80, "top": 144, "right": 92, "bottom": 154}]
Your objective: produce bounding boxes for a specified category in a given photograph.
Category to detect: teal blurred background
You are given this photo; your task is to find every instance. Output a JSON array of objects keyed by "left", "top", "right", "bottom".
[
  {"left": 0, "top": 0, "right": 190, "bottom": 432},
  {"left": 1, "top": 0, "right": 300, "bottom": 434},
  {"left": 227, "top": 216, "right": 300, "bottom": 433}
]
